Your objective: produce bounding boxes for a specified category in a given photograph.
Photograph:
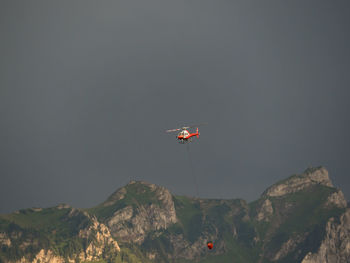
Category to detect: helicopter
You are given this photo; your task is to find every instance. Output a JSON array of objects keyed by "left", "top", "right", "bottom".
[{"left": 166, "top": 123, "right": 207, "bottom": 143}]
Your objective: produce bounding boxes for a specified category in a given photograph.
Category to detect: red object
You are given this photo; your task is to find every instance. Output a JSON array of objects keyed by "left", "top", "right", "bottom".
[
  {"left": 207, "top": 242, "right": 213, "bottom": 250},
  {"left": 176, "top": 128, "right": 200, "bottom": 143},
  {"left": 165, "top": 123, "right": 207, "bottom": 144}
]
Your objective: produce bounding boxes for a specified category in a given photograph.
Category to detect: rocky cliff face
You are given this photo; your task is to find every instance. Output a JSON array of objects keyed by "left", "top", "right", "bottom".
[
  {"left": 101, "top": 181, "right": 177, "bottom": 244},
  {"left": 77, "top": 216, "right": 120, "bottom": 261},
  {"left": 255, "top": 198, "right": 274, "bottom": 222},
  {"left": 271, "top": 233, "right": 308, "bottom": 261},
  {"left": 1, "top": 166, "right": 349, "bottom": 263},
  {"left": 91, "top": 181, "right": 240, "bottom": 262},
  {"left": 302, "top": 208, "right": 350, "bottom": 263},
  {"left": 325, "top": 190, "right": 348, "bottom": 209},
  {"left": 256, "top": 167, "right": 349, "bottom": 262},
  {"left": 107, "top": 202, "right": 176, "bottom": 244},
  {"left": 0, "top": 208, "right": 121, "bottom": 263},
  {"left": 263, "top": 166, "right": 333, "bottom": 197}
]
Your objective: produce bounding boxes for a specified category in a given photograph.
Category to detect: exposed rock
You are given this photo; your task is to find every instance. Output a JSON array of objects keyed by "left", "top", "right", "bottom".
[
  {"left": 67, "top": 208, "right": 80, "bottom": 217},
  {"left": 170, "top": 232, "right": 221, "bottom": 260},
  {"left": 0, "top": 232, "right": 11, "bottom": 246},
  {"left": 264, "top": 167, "right": 333, "bottom": 197},
  {"left": 103, "top": 187, "right": 127, "bottom": 207},
  {"left": 108, "top": 206, "right": 134, "bottom": 226},
  {"left": 325, "top": 190, "right": 347, "bottom": 209},
  {"left": 272, "top": 234, "right": 306, "bottom": 261},
  {"left": 109, "top": 203, "right": 177, "bottom": 243},
  {"left": 10, "top": 214, "right": 120, "bottom": 263},
  {"left": 256, "top": 199, "right": 273, "bottom": 221},
  {"left": 27, "top": 249, "right": 66, "bottom": 263},
  {"left": 302, "top": 208, "right": 350, "bottom": 263},
  {"left": 2, "top": 167, "right": 349, "bottom": 263},
  {"left": 107, "top": 182, "right": 177, "bottom": 243},
  {"left": 79, "top": 217, "right": 120, "bottom": 257},
  {"left": 56, "top": 203, "right": 71, "bottom": 209}
]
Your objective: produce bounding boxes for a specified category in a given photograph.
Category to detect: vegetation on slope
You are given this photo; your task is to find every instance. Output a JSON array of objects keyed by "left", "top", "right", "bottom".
[
  {"left": 0, "top": 207, "right": 90, "bottom": 262},
  {"left": 0, "top": 169, "right": 347, "bottom": 263}
]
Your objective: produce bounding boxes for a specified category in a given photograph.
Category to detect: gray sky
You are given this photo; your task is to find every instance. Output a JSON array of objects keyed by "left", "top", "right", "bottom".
[{"left": 1, "top": 1, "right": 349, "bottom": 213}]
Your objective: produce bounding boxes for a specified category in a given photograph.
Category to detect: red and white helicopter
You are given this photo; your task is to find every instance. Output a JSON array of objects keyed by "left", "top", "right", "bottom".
[{"left": 166, "top": 123, "right": 207, "bottom": 143}]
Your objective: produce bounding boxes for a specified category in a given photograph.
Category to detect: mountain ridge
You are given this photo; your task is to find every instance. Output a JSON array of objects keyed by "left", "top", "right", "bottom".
[{"left": 1, "top": 166, "right": 349, "bottom": 263}]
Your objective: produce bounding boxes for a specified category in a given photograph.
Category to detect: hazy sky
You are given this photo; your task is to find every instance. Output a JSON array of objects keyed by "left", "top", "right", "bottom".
[{"left": 1, "top": 1, "right": 349, "bottom": 213}]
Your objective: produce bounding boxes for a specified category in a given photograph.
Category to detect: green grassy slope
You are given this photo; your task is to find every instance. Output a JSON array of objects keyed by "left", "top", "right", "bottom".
[
  {"left": 0, "top": 176, "right": 346, "bottom": 263},
  {"left": 251, "top": 185, "right": 345, "bottom": 262},
  {"left": 0, "top": 207, "right": 91, "bottom": 262}
]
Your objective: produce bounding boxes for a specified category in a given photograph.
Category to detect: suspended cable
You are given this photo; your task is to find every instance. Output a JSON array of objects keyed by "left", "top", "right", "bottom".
[{"left": 186, "top": 143, "right": 199, "bottom": 197}]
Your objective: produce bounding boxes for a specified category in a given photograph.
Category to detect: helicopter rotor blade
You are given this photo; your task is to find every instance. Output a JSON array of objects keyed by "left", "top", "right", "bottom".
[
  {"left": 165, "top": 128, "right": 181, "bottom": 133},
  {"left": 166, "top": 123, "right": 207, "bottom": 133}
]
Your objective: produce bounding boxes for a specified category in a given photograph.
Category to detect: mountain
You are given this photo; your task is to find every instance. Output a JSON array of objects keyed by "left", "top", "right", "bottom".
[{"left": 1, "top": 166, "right": 349, "bottom": 263}]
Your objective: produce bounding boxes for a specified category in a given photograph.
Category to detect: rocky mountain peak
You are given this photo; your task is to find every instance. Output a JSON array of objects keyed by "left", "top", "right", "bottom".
[
  {"left": 102, "top": 180, "right": 165, "bottom": 207},
  {"left": 1, "top": 166, "right": 348, "bottom": 263},
  {"left": 97, "top": 181, "right": 177, "bottom": 244},
  {"left": 263, "top": 166, "right": 334, "bottom": 197}
]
